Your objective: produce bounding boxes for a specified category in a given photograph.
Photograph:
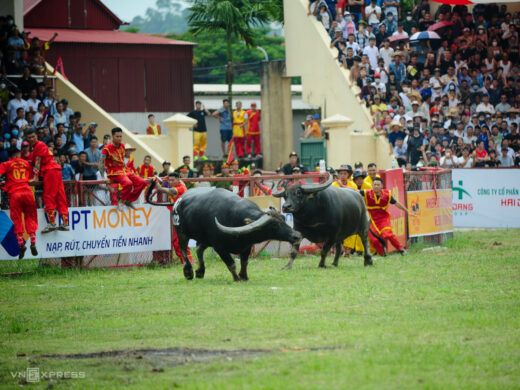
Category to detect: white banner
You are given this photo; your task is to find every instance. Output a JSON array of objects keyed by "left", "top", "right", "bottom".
[
  {"left": 0, "top": 205, "right": 171, "bottom": 260},
  {"left": 452, "top": 169, "right": 520, "bottom": 228}
]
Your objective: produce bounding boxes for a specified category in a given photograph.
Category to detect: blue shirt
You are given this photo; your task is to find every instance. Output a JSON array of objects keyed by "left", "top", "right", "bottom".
[
  {"left": 389, "top": 62, "right": 406, "bottom": 83},
  {"left": 61, "top": 163, "right": 74, "bottom": 180},
  {"left": 218, "top": 107, "right": 232, "bottom": 131},
  {"left": 71, "top": 132, "right": 85, "bottom": 152}
]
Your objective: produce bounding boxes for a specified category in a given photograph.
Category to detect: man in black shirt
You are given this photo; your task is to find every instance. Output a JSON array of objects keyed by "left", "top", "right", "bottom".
[
  {"left": 187, "top": 101, "right": 210, "bottom": 160},
  {"left": 281, "top": 152, "right": 307, "bottom": 175}
]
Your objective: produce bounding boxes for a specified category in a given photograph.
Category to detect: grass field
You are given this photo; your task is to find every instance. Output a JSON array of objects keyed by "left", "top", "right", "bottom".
[{"left": 1, "top": 229, "right": 519, "bottom": 389}]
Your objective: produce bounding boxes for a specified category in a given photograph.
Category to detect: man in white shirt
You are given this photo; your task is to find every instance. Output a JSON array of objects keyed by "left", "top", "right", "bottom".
[
  {"left": 379, "top": 39, "right": 394, "bottom": 68},
  {"left": 476, "top": 94, "right": 496, "bottom": 115},
  {"left": 25, "top": 89, "right": 41, "bottom": 113},
  {"left": 365, "top": 0, "right": 381, "bottom": 28},
  {"left": 7, "top": 89, "right": 27, "bottom": 123},
  {"left": 346, "top": 34, "right": 361, "bottom": 55},
  {"left": 362, "top": 37, "right": 379, "bottom": 69}
]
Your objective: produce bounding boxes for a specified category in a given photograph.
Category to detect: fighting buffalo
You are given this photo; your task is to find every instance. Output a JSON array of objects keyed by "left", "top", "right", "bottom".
[
  {"left": 273, "top": 174, "right": 373, "bottom": 269},
  {"left": 148, "top": 186, "right": 301, "bottom": 281}
]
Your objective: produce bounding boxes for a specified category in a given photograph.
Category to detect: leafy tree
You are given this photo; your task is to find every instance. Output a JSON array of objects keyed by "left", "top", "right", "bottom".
[
  {"left": 187, "top": 0, "right": 274, "bottom": 104},
  {"left": 124, "top": 0, "right": 190, "bottom": 34}
]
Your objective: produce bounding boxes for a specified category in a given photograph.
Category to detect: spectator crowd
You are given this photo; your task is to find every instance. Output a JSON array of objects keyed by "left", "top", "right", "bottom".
[{"left": 310, "top": 0, "right": 520, "bottom": 168}]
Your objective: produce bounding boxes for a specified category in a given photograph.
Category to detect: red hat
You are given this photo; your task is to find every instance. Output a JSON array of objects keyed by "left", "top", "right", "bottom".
[
  {"left": 22, "top": 140, "right": 29, "bottom": 147},
  {"left": 251, "top": 102, "right": 257, "bottom": 106},
  {"left": 231, "top": 160, "right": 239, "bottom": 165},
  {"left": 179, "top": 166, "right": 189, "bottom": 172},
  {"left": 374, "top": 73, "right": 381, "bottom": 78}
]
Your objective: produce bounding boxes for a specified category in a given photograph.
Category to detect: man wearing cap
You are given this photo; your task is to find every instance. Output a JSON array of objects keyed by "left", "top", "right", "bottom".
[
  {"left": 301, "top": 114, "right": 322, "bottom": 139},
  {"left": 159, "top": 161, "right": 171, "bottom": 178},
  {"left": 0, "top": 148, "right": 39, "bottom": 259},
  {"left": 100, "top": 128, "right": 147, "bottom": 210},
  {"left": 20, "top": 140, "right": 33, "bottom": 165},
  {"left": 282, "top": 152, "right": 306, "bottom": 175},
  {"left": 187, "top": 101, "right": 210, "bottom": 160},
  {"left": 26, "top": 129, "right": 69, "bottom": 232},
  {"left": 332, "top": 165, "right": 356, "bottom": 189},
  {"left": 214, "top": 163, "right": 232, "bottom": 191},
  {"left": 352, "top": 170, "right": 371, "bottom": 190},
  {"left": 232, "top": 101, "right": 248, "bottom": 158},
  {"left": 246, "top": 102, "right": 261, "bottom": 158}
]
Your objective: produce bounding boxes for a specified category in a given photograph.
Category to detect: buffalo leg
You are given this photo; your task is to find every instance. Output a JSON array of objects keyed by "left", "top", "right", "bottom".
[
  {"left": 282, "top": 237, "right": 302, "bottom": 270},
  {"left": 195, "top": 244, "right": 207, "bottom": 279},
  {"left": 178, "top": 232, "right": 194, "bottom": 280},
  {"left": 215, "top": 249, "right": 240, "bottom": 282},
  {"left": 239, "top": 248, "right": 251, "bottom": 281},
  {"left": 361, "top": 228, "right": 373, "bottom": 266},
  {"left": 318, "top": 241, "right": 334, "bottom": 268},
  {"left": 331, "top": 241, "right": 343, "bottom": 267}
]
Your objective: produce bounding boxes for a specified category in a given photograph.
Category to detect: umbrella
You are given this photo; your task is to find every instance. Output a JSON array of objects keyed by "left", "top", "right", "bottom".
[
  {"left": 427, "top": 21, "right": 454, "bottom": 32},
  {"left": 410, "top": 31, "right": 441, "bottom": 41},
  {"left": 388, "top": 34, "right": 409, "bottom": 43}
]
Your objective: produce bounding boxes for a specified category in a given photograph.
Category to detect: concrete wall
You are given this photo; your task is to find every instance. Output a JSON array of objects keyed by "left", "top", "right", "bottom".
[
  {"left": 0, "top": 0, "right": 23, "bottom": 30},
  {"left": 284, "top": 0, "right": 392, "bottom": 169}
]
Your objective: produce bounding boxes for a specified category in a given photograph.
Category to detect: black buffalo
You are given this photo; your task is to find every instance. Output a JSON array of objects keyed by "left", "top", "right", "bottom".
[
  {"left": 273, "top": 174, "right": 373, "bottom": 269},
  {"left": 151, "top": 187, "right": 301, "bottom": 281}
]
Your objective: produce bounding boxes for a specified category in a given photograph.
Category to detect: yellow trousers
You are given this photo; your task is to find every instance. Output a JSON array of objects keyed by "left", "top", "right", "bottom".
[
  {"left": 193, "top": 131, "right": 207, "bottom": 156},
  {"left": 343, "top": 235, "right": 364, "bottom": 252}
]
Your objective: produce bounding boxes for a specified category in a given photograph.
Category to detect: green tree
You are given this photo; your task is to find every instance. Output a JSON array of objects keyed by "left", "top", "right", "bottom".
[{"left": 187, "top": 0, "right": 273, "bottom": 104}]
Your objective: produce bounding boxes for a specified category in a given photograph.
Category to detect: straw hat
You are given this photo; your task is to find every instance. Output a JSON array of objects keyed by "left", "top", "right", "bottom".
[
  {"left": 336, "top": 164, "right": 353, "bottom": 173},
  {"left": 390, "top": 120, "right": 403, "bottom": 129},
  {"left": 124, "top": 143, "right": 136, "bottom": 151}
]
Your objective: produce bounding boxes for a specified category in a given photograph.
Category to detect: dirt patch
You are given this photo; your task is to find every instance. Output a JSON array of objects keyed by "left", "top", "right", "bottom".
[{"left": 39, "top": 346, "right": 340, "bottom": 367}]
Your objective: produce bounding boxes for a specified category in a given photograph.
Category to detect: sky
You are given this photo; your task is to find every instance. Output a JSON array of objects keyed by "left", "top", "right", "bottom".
[{"left": 102, "top": 0, "right": 188, "bottom": 23}]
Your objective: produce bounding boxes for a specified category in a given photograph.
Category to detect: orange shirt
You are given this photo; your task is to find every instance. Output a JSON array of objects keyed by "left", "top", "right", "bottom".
[
  {"left": 308, "top": 122, "right": 322, "bottom": 138},
  {"left": 146, "top": 124, "right": 161, "bottom": 135},
  {"left": 125, "top": 156, "right": 137, "bottom": 175},
  {"left": 246, "top": 110, "right": 261, "bottom": 135},
  {"left": 138, "top": 164, "right": 155, "bottom": 178},
  {"left": 102, "top": 142, "right": 126, "bottom": 177},
  {"left": 32, "top": 140, "right": 61, "bottom": 172},
  {"left": 0, "top": 158, "right": 33, "bottom": 194},
  {"left": 168, "top": 181, "right": 188, "bottom": 203}
]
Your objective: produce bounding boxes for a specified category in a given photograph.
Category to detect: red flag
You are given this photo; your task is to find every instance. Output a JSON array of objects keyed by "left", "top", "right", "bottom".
[
  {"left": 226, "top": 137, "right": 235, "bottom": 164},
  {"left": 52, "top": 57, "right": 68, "bottom": 80}
]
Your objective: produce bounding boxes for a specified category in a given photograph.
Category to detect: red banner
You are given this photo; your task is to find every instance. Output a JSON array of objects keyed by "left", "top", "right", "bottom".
[{"left": 379, "top": 169, "right": 407, "bottom": 252}]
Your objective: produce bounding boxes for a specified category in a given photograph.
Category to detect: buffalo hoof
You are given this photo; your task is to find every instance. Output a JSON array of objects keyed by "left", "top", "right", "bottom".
[
  {"left": 332, "top": 262, "right": 339, "bottom": 267},
  {"left": 318, "top": 263, "right": 326, "bottom": 268},
  {"left": 195, "top": 269, "right": 205, "bottom": 279},
  {"left": 184, "top": 267, "right": 194, "bottom": 280},
  {"left": 239, "top": 273, "right": 249, "bottom": 281},
  {"left": 364, "top": 257, "right": 374, "bottom": 266},
  {"left": 281, "top": 264, "right": 292, "bottom": 271}
]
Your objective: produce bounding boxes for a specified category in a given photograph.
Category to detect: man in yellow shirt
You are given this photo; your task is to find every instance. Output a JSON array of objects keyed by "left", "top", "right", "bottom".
[
  {"left": 364, "top": 162, "right": 381, "bottom": 187},
  {"left": 301, "top": 114, "right": 323, "bottom": 139},
  {"left": 332, "top": 165, "right": 364, "bottom": 256},
  {"left": 232, "top": 101, "right": 247, "bottom": 158},
  {"left": 353, "top": 170, "right": 372, "bottom": 190},
  {"left": 332, "top": 165, "right": 357, "bottom": 189}
]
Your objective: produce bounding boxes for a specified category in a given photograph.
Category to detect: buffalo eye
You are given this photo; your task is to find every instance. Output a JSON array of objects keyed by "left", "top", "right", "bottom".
[{"left": 296, "top": 188, "right": 304, "bottom": 198}]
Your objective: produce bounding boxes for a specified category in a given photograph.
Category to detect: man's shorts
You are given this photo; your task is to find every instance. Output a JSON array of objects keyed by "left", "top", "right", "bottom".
[{"left": 220, "top": 129, "right": 232, "bottom": 142}]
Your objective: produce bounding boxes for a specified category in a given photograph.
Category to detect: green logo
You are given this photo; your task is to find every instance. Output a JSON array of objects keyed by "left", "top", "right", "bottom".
[{"left": 452, "top": 180, "right": 471, "bottom": 200}]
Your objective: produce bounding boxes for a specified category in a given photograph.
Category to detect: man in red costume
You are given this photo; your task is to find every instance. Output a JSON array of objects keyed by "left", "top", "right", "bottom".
[
  {"left": 360, "top": 177, "right": 416, "bottom": 256},
  {"left": 138, "top": 155, "right": 156, "bottom": 178},
  {"left": 26, "top": 129, "right": 69, "bottom": 233},
  {"left": 152, "top": 173, "right": 193, "bottom": 264},
  {"left": 100, "top": 127, "right": 147, "bottom": 209},
  {"left": 246, "top": 102, "right": 261, "bottom": 157},
  {"left": 0, "top": 148, "right": 39, "bottom": 259}
]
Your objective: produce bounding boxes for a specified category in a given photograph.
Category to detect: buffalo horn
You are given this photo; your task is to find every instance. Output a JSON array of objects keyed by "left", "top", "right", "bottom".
[
  {"left": 215, "top": 214, "right": 272, "bottom": 235},
  {"left": 301, "top": 173, "right": 333, "bottom": 193},
  {"left": 272, "top": 180, "right": 286, "bottom": 198}
]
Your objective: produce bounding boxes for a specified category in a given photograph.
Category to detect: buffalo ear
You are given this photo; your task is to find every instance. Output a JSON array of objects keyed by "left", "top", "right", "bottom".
[{"left": 244, "top": 218, "right": 253, "bottom": 225}]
